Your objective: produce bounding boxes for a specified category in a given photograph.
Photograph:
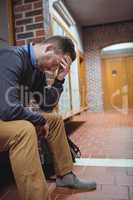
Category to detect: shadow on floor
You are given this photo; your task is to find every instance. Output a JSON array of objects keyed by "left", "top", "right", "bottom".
[
  {"left": 65, "top": 121, "right": 86, "bottom": 136},
  {"left": 0, "top": 152, "right": 14, "bottom": 193}
]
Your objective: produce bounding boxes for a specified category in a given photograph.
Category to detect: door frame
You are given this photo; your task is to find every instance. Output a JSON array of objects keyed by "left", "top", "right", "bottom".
[
  {"left": 8, "top": 0, "right": 14, "bottom": 45},
  {"left": 0, "top": 0, "right": 14, "bottom": 45}
]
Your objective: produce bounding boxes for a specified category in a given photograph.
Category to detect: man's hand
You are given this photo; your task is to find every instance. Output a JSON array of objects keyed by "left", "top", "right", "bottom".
[
  {"left": 43, "top": 123, "right": 49, "bottom": 138},
  {"left": 56, "top": 55, "right": 72, "bottom": 81},
  {"left": 36, "top": 123, "right": 49, "bottom": 138}
]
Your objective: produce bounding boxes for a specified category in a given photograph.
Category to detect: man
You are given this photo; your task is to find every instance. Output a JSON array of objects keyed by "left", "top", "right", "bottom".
[{"left": 0, "top": 36, "right": 96, "bottom": 200}]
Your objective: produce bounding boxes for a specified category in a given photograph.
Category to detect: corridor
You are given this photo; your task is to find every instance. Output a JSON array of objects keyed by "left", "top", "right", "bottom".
[
  {"left": 0, "top": 0, "right": 133, "bottom": 199},
  {"left": 0, "top": 111, "right": 133, "bottom": 200}
]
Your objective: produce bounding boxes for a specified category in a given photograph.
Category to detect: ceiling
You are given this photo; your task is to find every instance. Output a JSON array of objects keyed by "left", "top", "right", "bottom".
[{"left": 63, "top": 0, "right": 133, "bottom": 27}]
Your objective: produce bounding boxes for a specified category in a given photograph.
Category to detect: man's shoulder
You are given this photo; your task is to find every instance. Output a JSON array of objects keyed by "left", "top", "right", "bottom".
[
  {"left": 0, "top": 46, "right": 14, "bottom": 55},
  {"left": 0, "top": 46, "right": 30, "bottom": 75},
  {"left": 0, "top": 45, "right": 28, "bottom": 59}
]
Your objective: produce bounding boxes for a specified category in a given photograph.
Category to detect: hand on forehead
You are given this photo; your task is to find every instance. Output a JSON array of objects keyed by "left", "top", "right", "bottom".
[{"left": 62, "top": 55, "right": 72, "bottom": 65}]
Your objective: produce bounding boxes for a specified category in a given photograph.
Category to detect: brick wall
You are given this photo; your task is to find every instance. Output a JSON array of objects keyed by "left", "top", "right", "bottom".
[
  {"left": 13, "top": 0, "right": 52, "bottom": 45},
  {"left": 83, "top": 21, "right": 133, "bottom": 112}
]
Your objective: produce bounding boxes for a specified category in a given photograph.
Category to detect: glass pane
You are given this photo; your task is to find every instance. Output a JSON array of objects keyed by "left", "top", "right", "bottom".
[{"left": 52, "top": 20, "right": 64, "bottom": 36}]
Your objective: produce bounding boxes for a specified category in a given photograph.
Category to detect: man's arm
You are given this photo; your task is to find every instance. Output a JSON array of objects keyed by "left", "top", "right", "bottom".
[
  {"left": 31, "top": 69, "right": 65, "bottom": 111},
  {"left": 32, "top": 55, "right": 72, "bottom": 111},
  {"left": 0, "top": 50, "right": 46, "bottom": 126},
  {"left": 47, "top": 55, "right": 72, "bottom": 108}
]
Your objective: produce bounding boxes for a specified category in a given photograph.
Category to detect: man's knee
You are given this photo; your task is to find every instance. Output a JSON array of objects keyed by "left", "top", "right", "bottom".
[
  {"left": 8, "top": 121, "right": 37, "bottom": 152},
  {"left": 52, "top": 114, "right": 65, "bottom": 129},
  {"left": 18, "top": 120, "right": 36, "bottom": 140},
  {"left": 54, "top": 114, "right": 63, "bottom": 123},
  {"left": 44, "top": 112, "right": 64, "bottom": 124}
]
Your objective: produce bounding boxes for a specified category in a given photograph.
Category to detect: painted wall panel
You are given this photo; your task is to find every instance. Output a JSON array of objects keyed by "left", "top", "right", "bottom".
[{"left": 70, "top": 56, "right": 80, "bottom": 113}]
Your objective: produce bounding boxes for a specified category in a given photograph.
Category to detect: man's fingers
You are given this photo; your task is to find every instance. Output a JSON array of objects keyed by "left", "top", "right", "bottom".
[
  {"left": 60, "top": 58, "right": 68, "bottom": 66},
  {"left": 44, "top": 130, "right": 49, "bottom": 138},
  {"left": 61, "top": 56, "right": 72, "bottom": 66},
  {"left": 60, "top": 58, "right": 71, "bottom": 71},
  {"left": 60, "top": 63, "right": 69, "bottom": 73},
  {"left": 43, "top": 123, "right": 49, "bottom": 138},
  {"left": 56, "top": 55, "right": 71, "bottom": 80},
  {"left": 64, "top": 55, "right": 72, "bottom": 64}
]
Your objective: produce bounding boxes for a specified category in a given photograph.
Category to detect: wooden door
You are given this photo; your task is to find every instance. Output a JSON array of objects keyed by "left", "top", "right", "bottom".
[
  {"left": 102, "top": 57, "right": 127, "bottom": 111},
  {"left": 78, "top": 51, "right": 88, "bottom": 109},
  {"left": 126, "top": 56, "right": 133, "bottom": 109}
]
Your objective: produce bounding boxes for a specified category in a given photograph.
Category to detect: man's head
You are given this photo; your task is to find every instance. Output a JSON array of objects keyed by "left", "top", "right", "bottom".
[{"left": 35, "top": 35, "right": 76, "bottom": 72}]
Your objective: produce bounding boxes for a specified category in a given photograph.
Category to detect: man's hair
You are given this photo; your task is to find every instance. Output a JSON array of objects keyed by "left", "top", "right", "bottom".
[{"left": 43, "top": 35, "right": 76, "bottom": 61}]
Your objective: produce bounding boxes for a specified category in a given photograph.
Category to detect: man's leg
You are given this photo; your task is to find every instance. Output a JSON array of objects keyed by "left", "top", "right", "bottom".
[
  {"left": 43, "top": 112, "right": 73, "bottom": 176},
  {"left": 0, "top": 120, "right": 51, "bottom": 200},
  {"left": 43, "top": 112, "right": 96, "bottom": 190}
]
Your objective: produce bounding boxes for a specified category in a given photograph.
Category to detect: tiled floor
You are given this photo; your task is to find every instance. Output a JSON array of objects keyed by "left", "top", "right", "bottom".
[
  {"left": 0, "top": 166, "right": 133, "bottom": 200},
  {"left": 68, "top": 111, "right": 133, "bottom": 159},
  {"left": 0, "top": 111, "right": 133, "bottom": 200}
]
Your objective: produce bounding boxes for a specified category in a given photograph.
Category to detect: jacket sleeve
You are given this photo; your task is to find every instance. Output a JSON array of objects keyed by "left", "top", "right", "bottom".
[
  {"left": 0, "top": 51, "right": 46, "bottom": 126},
  {"left": 31, "top": 70, "right": 65, "bottom": 111}
]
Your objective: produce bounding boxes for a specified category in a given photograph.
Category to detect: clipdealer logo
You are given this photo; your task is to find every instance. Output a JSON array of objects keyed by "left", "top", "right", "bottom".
[{"left": 5, "top": 85, "right": 60, "bottom": 108}]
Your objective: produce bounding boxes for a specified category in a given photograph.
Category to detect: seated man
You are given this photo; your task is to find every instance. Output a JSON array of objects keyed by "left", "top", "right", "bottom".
[{"left": 0, "top": 35, "right": 96, "bottom": 200}]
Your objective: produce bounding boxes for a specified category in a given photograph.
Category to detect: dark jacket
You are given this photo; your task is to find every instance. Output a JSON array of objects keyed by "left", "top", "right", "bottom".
[{"left": 0, "top": 46, "right": 64, "bottom": 126}]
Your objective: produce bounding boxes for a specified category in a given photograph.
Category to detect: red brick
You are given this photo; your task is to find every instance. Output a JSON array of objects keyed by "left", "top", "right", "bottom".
[
  {"left": 74, "top": 166, "right": 107, "bottom": 177},
  {"left": 129, "top": 186, "right": 133, "bottom": 200},
  {"left": 33, "top": 36, "right": 45, "bottom": 43},
  {"left": 36, "top": 29, "right": 45, "bottom": 37},
  {"left": 102, "top": 185, "right": 129, "bottom": 199},
  {"left": 33, "top": 1, "right": 42, "bottom": 9},
  {"left": 27, "top": 36, "right": 45, "bottom": 43},
  {"left": 16, "top": 40, "right": 26, "bottom": 45},
  {"left": 24, "top": 0, "right": 39, "bottom": 3},
  {"left": 52, "top": 192, "right": 113, "bottom": 200},
  {"left": 81, "top": 167, "right": 115, "bottom": 185},
  {"left": 106, "top": 167, "right": 128, "bottom": 176},
  {"left": 26, "top": 23, "right": 43, "bottom": 30},
  {"left": 35, "top": 15, "right": 44, "bottom": 22},
  {"left": 17, "top": 32, "right": 33, "bottom": 39},
  {"left": 15, "top": 26, "right": 24, "bottom": 33},
  {"left": 116, "top": 175, "right": 133, "bottom": 186},
  {"left": 16, "top": 18, "right": 33, "bottom": 26},
  {"left": 127, "top": 168, "right": 133, "bottom": 176},
  {"left": 14, "top": 13, "right": 23, "bottom": 19},
  {"left": 25, "top": 9, "right": 42, "bottom": 17},
  {"left": 14, "top": 0, "right": 23, "bottom": 6},
  {"left": 14, "top": 4, "right": 32, "bottom": 13},
  {"left": 70, "top": 112, "right": 133, "bottom": 159}
]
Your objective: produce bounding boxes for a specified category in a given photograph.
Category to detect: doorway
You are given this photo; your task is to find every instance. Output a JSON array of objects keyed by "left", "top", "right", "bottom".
[{"left": 101, "top": 43, "right": 133, "bottom": 111}]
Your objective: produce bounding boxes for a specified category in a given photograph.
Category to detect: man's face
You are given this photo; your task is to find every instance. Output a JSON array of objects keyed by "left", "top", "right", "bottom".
[
  {"left": 38, "top": 44, "right": 71, "bottom": 72},
  {"left": 42, "top": 52, "right": 64, "bottom": 72}
]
